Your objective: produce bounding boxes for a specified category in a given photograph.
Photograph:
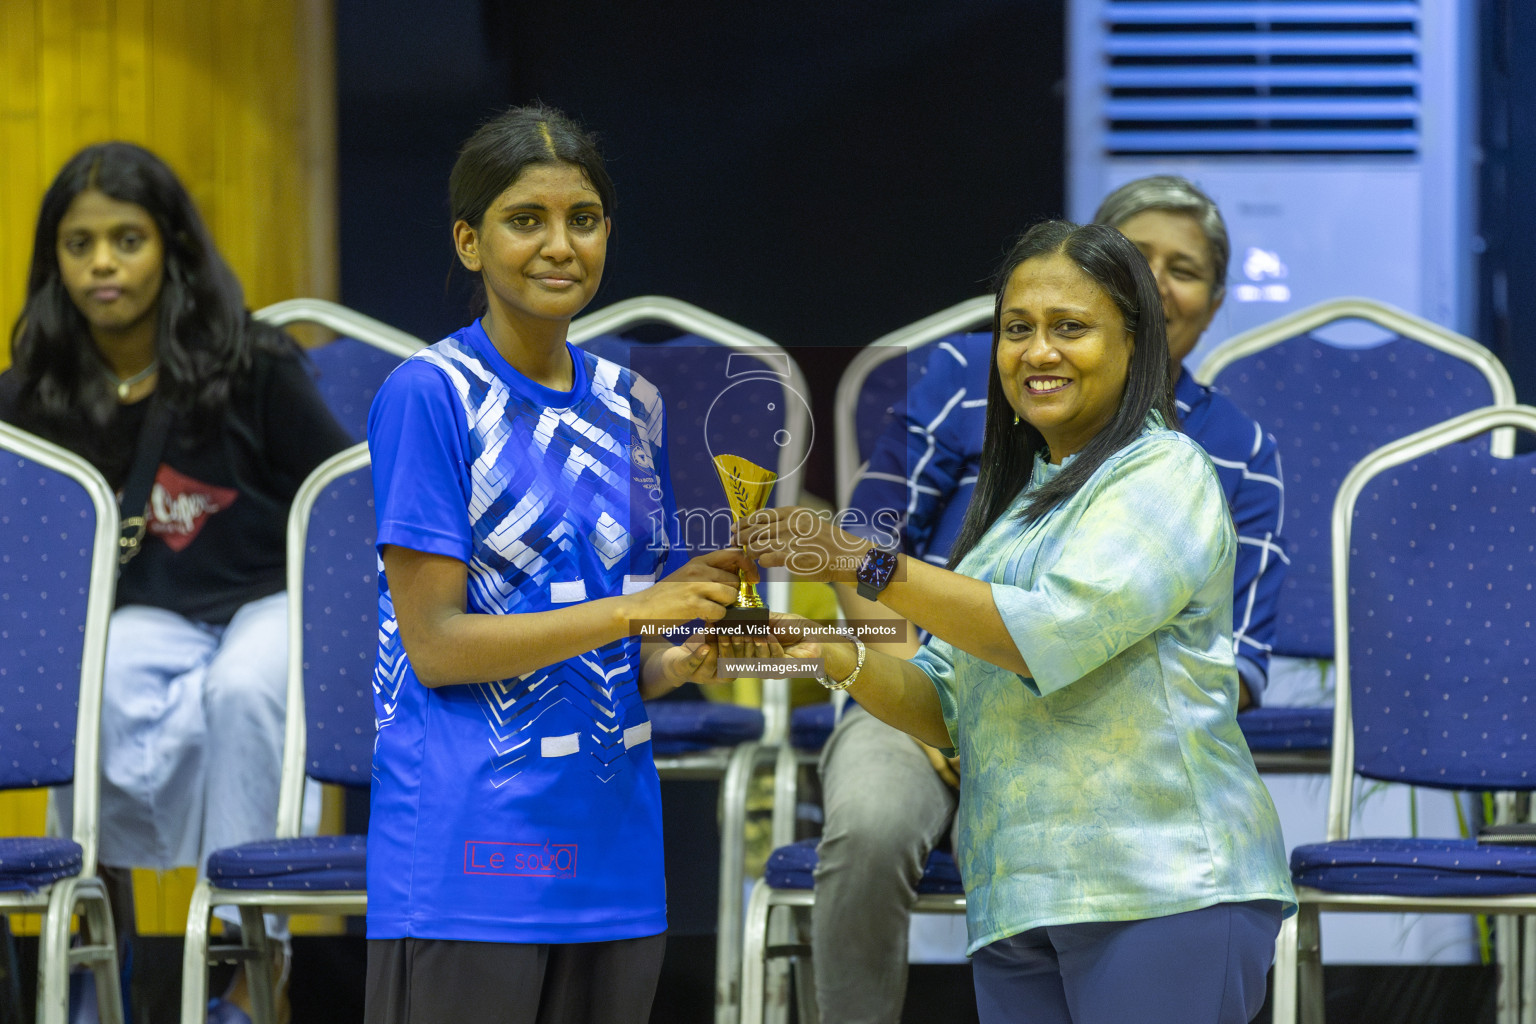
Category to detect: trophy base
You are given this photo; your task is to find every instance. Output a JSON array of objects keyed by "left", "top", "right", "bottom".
[{"left": 719, "top": 604, "right": 770, "bottom": 625}]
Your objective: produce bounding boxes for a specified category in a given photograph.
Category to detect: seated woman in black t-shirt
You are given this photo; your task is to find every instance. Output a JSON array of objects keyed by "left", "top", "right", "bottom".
[{"left": 0, "top": 142, "right": 352, "bottom": 1019}]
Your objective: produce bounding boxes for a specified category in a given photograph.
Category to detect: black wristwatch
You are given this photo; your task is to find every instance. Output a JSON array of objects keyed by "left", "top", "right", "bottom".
[{"left": 854, "top": 545, "right": 900, "bottom": 602}]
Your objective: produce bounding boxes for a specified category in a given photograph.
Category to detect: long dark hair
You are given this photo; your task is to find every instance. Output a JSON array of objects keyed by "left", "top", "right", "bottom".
[
  {"left": 8, "top": 142, "right": 288, "bottom": 451},
  {"left": 947, "top": 221, "right": 1177, "bottom": 568},
  {"left": 449, "top": 104, "right": 616, "bottom": 314}
]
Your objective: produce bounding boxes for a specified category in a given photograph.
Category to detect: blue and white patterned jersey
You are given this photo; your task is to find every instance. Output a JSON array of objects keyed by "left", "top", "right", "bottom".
[
  {"left": 365, "top": 319, "right": 674, "bottom": 943},
  {"left": 847, "top": 342, "right": 1286, "bottom": 702}
]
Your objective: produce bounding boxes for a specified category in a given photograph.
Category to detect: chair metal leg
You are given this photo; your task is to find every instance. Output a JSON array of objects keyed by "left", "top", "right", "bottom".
[
  {"left": 762, "top": 741, "right": 798, "bottom": 1024},
  {"left": 1271, "top": 912, "right": 1299, "bottom": 1024},
  {"left": 791, "top": 928, "right": 820, "bottom": 1024},
  {"left": 181, "top": 881, "right": 216, "bottom": 1024},
  {"left": 38, "top": 879, "right": 123, "bottom": 1024},
  {"left": 1521, "top": 913, "right": 1533, "bottom": 1024},
  {"left": 763, "top": 898, "right": 797, "bottom": 1024},
  {"left": 763, "top": 928, "right": 792, "bottom": 1024},
  {"left": 761, "top": 740, "right": 811, "bottom": 1024},
  {"left": 1499, "top": 915, "right": 1520, "bottom": 1024},
  {"left": 74, "top": 880, "right": 125, "bottom": 1024},
  {"left": 1297, "top": 904, "right": 1326, "bottom": 1024},
  {"left": 771, "top": 743, "right": 797, "bottom": 849},
  {"left": 739, "top": 881, "right": 774, "bottom": 1024},
  {"left": 37, "top": 883, "right": 73, "bottom": 1024},
  {"left": 239, "top": 907, "right": 276, "bottom": 1024},
  {"left": 716, "top": 741, "right": 761, "bottom": 1024}
]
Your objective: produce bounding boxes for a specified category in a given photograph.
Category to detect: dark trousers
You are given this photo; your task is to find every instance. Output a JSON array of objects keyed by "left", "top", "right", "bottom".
[
  {"left": 971, "top": 901, "right": 1284, "bottom": 1024},
  {"left": 365, "top": 933, "right": 667, "bottom": 1024}
]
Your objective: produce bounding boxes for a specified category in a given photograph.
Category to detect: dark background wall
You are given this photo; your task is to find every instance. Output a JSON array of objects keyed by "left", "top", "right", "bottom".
[
  {"left": 339, "top": 0, "right": 1536, "bottom": 482},
  {"left": 337, "top": 0, "right": 1067, "bottom": 501},
  {"left": 1479, "top": 0, "right": 1536, "bottom": 415}
]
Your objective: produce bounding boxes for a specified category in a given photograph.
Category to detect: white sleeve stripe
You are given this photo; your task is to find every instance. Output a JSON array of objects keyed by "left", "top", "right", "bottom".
[
  {"left": 1205, "top": 454, "right": 1284, "bottom": 493},
  {"left": 1232, "top": 529, "right": 1267, "bottom": 649},
  {"left": 1237, "top": 535, "right": 1291, "bottom": 564},
  {"left": 900, "top": 386, "right": 969, "bottom": 516},
  {"left": 1272, "top": 446, "right": 1286, "bottom": 527},
  {"left": 923, "top": 387, "right": 968, "bottom": 434},
  {"left": 908, "top": 436, "right": 937, "bottom": 515},
  {"left": 853, "top": 472, "right": 941, "bottom": 499}
]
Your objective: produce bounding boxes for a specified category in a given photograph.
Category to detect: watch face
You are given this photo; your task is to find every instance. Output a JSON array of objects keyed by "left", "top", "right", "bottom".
[{"left": 858, "top": 547, "right": 898, "bottom": 587}]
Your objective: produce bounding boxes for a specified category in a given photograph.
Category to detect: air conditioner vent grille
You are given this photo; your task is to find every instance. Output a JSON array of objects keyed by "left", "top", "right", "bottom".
[{"left": 1099, "top": 1, "right": 1421, "bottom": 155}]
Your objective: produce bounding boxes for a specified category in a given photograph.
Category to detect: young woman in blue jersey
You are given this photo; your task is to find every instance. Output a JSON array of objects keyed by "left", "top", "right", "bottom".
[
  {"left": 363, "top": 105, "right": 749, "bottom": 1024},
  {"left": 0, "top": 142, "right": 354, "bottom": 1021}
]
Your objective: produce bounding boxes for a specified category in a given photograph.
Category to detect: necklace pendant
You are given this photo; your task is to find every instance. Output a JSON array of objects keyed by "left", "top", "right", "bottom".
[{"left": 110, "top": 361, "right": 157, "bottom": 400}]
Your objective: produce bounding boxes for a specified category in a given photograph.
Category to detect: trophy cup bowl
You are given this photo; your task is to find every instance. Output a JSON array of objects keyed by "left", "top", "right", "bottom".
[{"left": 713, "top": 453, "right": 777, "bottom": 624}]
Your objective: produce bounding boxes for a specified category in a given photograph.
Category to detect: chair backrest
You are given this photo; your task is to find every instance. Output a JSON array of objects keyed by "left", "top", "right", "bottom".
[
  {"left": 1324, "top": 405, "right": 1536, "bottom": 841},
  {"left": 254, "top": 298, "right": 427, "bottom": 442},
  {"left": 570, "top": 295, "right": 809, "bottom": 552},
  {"left": 833, "top": 296, "right": 993, "bottom": 512},
  {"left": 275, "top": 443, "right": 378, "bottom": 838},
  {"left": 0, "top": 423, "right": 118, "bottom": 874},
  {"left": 569, "top": 296, "right": 809, "bottom": 742},
  {"left": 1197, "top": 297, "right": 1517, "bottom": 660}
]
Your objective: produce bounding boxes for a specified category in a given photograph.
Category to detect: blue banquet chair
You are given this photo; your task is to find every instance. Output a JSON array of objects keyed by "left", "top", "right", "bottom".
[
  {"left": 569, "top": 295, "right": 811, "bottom": 1024},
  {"left": 1197, "top": 297, "right": 1518, "bottom": 769},
  {"left": 1269, "top": 405, "right": 1536, "bottom": 1024},
  {"left": 1197, "top": 297, "right": 1517, "bottom": 662},
  {"left": 254, "top": 298, "right": 426, "bottom": 442},
  {"left": 180, "top": 443, "right": 375, "bottom": 1024},
  {"left": 0, "top": 423, "right": 124, "bottom": 1024},
  {"left": 820, "top": 293, "right": 992, "bottom": 750},
  {"left": 736, "top": 296, "right": 992, "bottom": 1024},
  {"left": 833, "top": 294, "right": 994, "bottom": 519},
  {"left": 739, "top": 840, "right": 965, "bottom": 1024}
]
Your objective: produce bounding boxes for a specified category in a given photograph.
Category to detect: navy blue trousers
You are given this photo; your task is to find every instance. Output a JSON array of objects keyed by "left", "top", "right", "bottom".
[{"left": 971, "top": 900, "right": 1285, "bottom": 1024}]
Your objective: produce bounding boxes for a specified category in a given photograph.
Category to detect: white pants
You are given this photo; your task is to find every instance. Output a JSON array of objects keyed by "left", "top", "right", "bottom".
[{"left": 78, "top": 592, "right": 289, "bottom": 874}]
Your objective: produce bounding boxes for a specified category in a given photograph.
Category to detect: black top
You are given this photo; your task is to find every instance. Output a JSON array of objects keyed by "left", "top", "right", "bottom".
[{"left": 0, "top": 341, "right": 353, "bottom": 624}]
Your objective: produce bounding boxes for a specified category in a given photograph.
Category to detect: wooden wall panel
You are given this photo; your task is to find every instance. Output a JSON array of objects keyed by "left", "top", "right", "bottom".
[
  {"left": 0, "top": 0, "right": 337, "bottom": 370},
  {"left": 0, "top": 0, "right": 340, "bottom": 936}
]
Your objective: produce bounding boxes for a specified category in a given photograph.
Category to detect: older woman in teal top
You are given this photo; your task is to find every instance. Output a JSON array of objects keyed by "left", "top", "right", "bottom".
[{"left": 735, "top": 221, "right": 1294, "bottom": 1024}]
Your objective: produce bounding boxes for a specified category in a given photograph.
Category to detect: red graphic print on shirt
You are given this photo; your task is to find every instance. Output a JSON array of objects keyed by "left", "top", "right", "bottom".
[{"left": 145, "top": 465, "right": 239, "bottom": 551}]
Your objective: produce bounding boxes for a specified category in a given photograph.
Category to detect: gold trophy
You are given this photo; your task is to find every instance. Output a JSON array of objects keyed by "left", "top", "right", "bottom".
[{"left": 713, "top": 453, "right": 777, "bottom": 622}]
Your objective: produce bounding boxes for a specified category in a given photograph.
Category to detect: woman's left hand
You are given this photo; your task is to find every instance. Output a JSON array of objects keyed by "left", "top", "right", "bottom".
[
  {"left": 660, "top": 628, "right": 786, "bottom": 685},
  {"left": 657, "top": 612, "right": 828, "bottom": 687},
  {"left": 737, "top": 506, "right": 871, "bottom": 583},
  {"left": 759, "top": 611, "right": 825, "bottom": 664}
]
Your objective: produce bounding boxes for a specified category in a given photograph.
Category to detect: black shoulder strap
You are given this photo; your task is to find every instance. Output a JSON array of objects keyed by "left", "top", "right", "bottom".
[{"left": 118, "top": 398, "right": 173, "bottom": 565}]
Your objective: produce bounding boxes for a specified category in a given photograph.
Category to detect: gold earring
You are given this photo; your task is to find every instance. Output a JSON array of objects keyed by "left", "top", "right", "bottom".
[{"left": 1013, "top": 413, "right": 1020, "bottom": 426}]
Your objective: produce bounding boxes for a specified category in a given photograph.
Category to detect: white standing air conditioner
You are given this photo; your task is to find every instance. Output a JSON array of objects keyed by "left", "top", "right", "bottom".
[{"left": 1067, "top": 0, "right": 1477, "bottom": 370}]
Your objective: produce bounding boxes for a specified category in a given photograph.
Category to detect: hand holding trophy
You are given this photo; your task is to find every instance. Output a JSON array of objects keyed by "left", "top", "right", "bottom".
[{"left": 713, "top": 453, "right": 777, "bottom": 623}]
